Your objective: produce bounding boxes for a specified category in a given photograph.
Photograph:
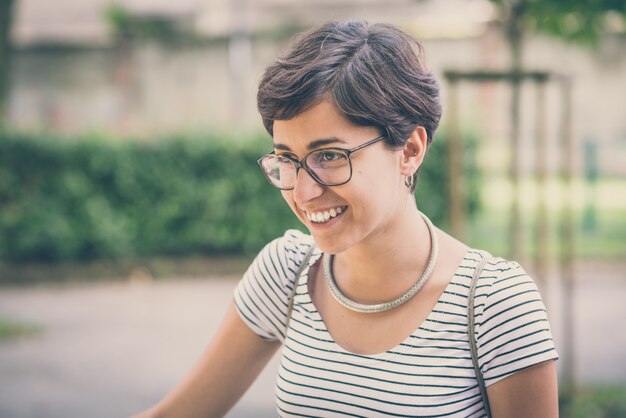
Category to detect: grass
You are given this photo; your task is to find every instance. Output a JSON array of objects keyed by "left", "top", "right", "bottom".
[
  {"left": 466, "top": 207, "right": 626, "bottom": 261},
  {"left": 0, "top": 318, "right": 41, "bottom": 341},
  {"left": 462, "top": 176, "right": 626, "bottom": 261},
  {"left": 560, "top": 384, "right": 626, "bottom": 418}
]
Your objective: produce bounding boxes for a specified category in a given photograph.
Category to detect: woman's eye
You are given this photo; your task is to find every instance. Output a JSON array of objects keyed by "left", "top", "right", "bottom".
[{"left": 320, "top": 151, "right": 343, "bottom": 161}]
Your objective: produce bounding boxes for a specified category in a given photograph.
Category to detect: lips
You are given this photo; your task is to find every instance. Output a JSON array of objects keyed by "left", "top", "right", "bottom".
[{"left": 305, "top": 205, "right": 348, "bottom": 224}]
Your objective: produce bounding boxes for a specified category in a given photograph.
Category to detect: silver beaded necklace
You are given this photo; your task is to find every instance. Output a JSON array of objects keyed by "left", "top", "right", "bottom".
[{"left": 323, "top": 212, "right": 438, "bottom": 314}]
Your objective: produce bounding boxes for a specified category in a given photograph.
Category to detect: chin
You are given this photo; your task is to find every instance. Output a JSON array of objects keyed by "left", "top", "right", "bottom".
[
  {"left": 305, "top": 229, "right": 355, "bottom": 255},
  {"left": 310, "top": 239, "right": 342, "bottom": 255}
]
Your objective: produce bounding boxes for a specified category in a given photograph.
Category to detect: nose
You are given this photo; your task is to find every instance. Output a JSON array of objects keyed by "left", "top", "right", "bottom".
[{"left": 292, "top": 167, "right": 324, "bottom": 206}]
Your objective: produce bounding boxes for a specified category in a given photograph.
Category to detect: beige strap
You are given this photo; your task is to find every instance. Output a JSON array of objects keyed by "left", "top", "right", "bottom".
[
  {"left": 468, "top": 255, "right": 493, "bottom": 418},
  {"left": 284, "top": 244, "right": 316, "bottom": 336}
]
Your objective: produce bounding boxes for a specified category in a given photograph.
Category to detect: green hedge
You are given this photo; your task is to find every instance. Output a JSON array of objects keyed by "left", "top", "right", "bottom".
[{"left": 0, "top": 130, "right": 479, "bottom": 263}]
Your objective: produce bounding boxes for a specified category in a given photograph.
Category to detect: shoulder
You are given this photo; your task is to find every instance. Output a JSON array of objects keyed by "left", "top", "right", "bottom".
[
  {"left": 259, "top": 229, "right": 316, "bottom": 282},
  {"left": 233, "top": 229, "right": 316, "bottom": 341},
  {"left": 469, "top": 252, "right": 558, "bottom": 384},
  {"left": 474, "top": 255, "right": 543, "bottom": 320},
  {"left": 240, "top": 229, "right": 316, "bottom": 298}
]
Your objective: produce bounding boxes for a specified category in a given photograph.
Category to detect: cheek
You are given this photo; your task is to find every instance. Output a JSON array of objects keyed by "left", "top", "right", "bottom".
[
  {"left": 356, "top": 161, "right": 400, "bottom": 194},
  {"left": 281, "top": 191, "right": 302, "bottom": 217},
  {"left": 281, "top": 190, "right": 295, "bottom": 208},
  {"left": 353, "top": 164, "right": 403, "bottom": 215}
]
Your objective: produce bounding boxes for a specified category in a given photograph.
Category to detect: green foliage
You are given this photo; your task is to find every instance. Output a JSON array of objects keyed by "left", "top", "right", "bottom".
[
  {"left": 105, "top": 4, "right": 188, "bottom": 43},
  {"left": 0, "top": 130, "right": 479, "bottom": 263},
  {"left": 416, "top": 131, "right": 481, "bottom": 230},
  {"left": 0, "top": 131, "right": 300, "bottom": 262},
  {"left": 489, "top": 0, "right": 626, "bottom": 45}
]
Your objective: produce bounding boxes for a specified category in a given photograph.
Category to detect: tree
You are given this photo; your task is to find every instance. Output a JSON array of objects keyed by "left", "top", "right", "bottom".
[
  {"left": 486, "top": 2, "right": 625, "bottom": 415},
  {"left": 491, "top": 0, "right": 626, "bottom": 68},
  {"left": 485, "top": 0, "right": 625, "bottom": 259},
  {"left": 0, "top": 0, "right": 15, "bottom": 126},
  {"left": 494, "top": 0, "right": 626, "bottom": 45}
]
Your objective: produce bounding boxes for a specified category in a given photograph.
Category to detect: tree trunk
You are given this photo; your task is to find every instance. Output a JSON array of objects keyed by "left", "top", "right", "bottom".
[
  {"left": 0, "top": 0, "right": 16, "bottom": 126},
  {"left": 506, "top": 0, "right": 525, "bottom": 262}
]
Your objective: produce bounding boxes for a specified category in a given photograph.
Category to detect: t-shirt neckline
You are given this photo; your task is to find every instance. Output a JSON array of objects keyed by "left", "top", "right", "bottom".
[{"left": 294, "top": 248, "right": 476, "bottom": 360}]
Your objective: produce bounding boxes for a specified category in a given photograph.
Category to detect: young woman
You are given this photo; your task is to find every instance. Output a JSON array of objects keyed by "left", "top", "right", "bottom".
[{"left": 134, "top": 21, "right": 558, "bottom": 417}]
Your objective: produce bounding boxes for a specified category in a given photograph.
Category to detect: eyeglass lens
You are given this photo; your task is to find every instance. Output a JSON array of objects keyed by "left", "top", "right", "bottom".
[{"left": 262, "top": 149, "right": 351, "bottom": 189}]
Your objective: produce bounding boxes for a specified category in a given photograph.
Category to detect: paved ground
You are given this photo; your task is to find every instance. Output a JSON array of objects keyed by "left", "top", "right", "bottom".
[
  {"left": 0, "top": 262, "right": 624, "bottom": 418},
  {"left": 0, "top": 276, "right": 279, "bottom": 418}
]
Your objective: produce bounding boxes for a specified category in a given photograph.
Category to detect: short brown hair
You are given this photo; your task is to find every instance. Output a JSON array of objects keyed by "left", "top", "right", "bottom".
[{"left": 257, "top": 21, "right": 442, "bottom": 150}]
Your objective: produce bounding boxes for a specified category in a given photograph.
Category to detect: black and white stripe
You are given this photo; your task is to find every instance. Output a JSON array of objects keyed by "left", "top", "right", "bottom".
[{"left": 234, "top": 230, "right": 558, "bottom": 417}]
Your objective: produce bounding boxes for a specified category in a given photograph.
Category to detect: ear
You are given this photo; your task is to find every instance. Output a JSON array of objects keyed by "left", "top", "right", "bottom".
[{"left": 400, "top": 126, "right": 428, "bottom": 176}]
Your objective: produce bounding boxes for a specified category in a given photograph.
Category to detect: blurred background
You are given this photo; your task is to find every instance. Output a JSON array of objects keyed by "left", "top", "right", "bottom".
[{"left": 0, "top": 0, "right": 624, "bottom": 417}]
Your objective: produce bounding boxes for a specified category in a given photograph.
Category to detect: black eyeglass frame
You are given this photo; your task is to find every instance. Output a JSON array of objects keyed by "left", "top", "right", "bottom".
[{"left": 257, "top": 134, "right": 386, "bottom": 190}]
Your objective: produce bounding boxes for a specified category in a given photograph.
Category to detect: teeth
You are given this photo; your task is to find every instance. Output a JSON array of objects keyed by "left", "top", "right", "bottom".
[{"left": 306, "top": 206, "right": 346, "bottom": 223}]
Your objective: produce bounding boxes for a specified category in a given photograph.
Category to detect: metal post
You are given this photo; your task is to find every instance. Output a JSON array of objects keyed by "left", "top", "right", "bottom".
[
  {"left": 559, "top": 75, "right": 577, "bottom": 404},
  {"left": 510, "top": 71, "right": 523, "bottom": 262},
  {"left": 534, "top": 79, "right": 549, "bottom": 290},
  {"left": 447, "top": 78, "right": 464, "bottom": 239}
]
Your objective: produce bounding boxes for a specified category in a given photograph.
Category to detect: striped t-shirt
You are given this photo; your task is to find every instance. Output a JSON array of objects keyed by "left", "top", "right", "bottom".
[{"left": 234, "top": 230, "right": 558, "bottom": 417}]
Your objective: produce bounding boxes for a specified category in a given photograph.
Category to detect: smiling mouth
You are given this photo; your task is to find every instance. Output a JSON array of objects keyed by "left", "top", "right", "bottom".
[{"left": 305, "top": 206, "right": 348, "bottom": 224}]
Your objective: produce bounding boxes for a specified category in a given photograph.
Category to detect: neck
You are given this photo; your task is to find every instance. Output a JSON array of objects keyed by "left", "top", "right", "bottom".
[{"left": 332, "top": 199, "right": 435, "bottom": 304}]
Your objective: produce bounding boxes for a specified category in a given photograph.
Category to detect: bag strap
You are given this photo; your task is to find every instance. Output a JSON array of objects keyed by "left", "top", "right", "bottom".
[
  {"left": 468, "top": 255, "right": 493, "bottom": 418},
  {"left": 285, "top": 244, "right": 317, "bottom": 334}
]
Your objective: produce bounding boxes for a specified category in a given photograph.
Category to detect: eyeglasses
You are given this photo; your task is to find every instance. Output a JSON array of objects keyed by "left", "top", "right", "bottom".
[{"left": 257, "top": 134, "right": 386, "bottom": 190}]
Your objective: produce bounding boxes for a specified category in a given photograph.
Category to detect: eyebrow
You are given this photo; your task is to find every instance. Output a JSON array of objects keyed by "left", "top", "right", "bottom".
[{"left": 273, "top": 137, "right": 348, "bottom": 152}]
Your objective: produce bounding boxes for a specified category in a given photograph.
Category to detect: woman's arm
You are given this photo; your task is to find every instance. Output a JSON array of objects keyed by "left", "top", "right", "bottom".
[
  {"left": 132, "top": 302, "right": 281, "bottom": 418},
  {"left": 487, "top": 360, "right": 559, "bottom": 418}
]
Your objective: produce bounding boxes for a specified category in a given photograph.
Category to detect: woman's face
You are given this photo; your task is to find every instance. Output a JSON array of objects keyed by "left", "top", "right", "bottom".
[{"left": 272, "top": 99, "right": 410, "bottom": 254}]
